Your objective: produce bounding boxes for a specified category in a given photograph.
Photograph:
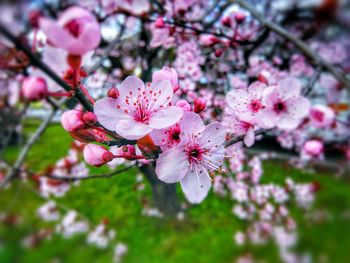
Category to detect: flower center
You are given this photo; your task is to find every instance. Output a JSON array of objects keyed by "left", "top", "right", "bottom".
[
  {"left": 186, "top": 144, "right": 205, "bottom": 163},
  {"left": 312, "top": 110, "right": 324, "bottom": 122},
  {"left": 250, "top": 99, "right": 261, "bottom": 113},
  {"left": 274, "top": 101, "right": 286, "bottom": 113},
  {"left": 64, "top": 19, "right": 82, "bottom": 38}
]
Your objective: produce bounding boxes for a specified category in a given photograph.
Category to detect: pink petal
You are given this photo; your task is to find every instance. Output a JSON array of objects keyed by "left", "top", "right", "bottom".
[
  {"left": 255, "top": 109, "right": 277, "bottom": 129},
  {"left": 94, "top": 97, "right": 120, "bottom": 131},
  {"left": 286, "top": 97, "right": 310, "bottom": 118},
  {"left": 74, "top": 23, "right": 101, "bottom": 54},
  {"left": 155, "top": 146, "right": 189, "bottom": 183},
  {"left": 180, "top": 112, "right": 205, "bottom": 141},
  {"left": 147, "top": 80, "right": 173, "bottom": 110},
  {"left": 226, "top": 89, "right": 250, "bottom": 111},
  {"left": 118, "top": 76, "right": 145, "bottom": 102},
  {"left": 115, "top": 118, "right": 153, "bottom": 140},
  {"left": 244, "top": 128, "right": 255, "bottom": 147},
  {"left": 180, "top": 165, "right": 211, "bottom": 204},
  {"left": 149, "top": 106, "right": 183, "bottom": 129},
  {"left": 199, "top": 122, "right": 226, "bottom": 148},
  {"left": 39, "top": 18, "right": 74, "bottom": 49},
  {"left": 277, "top": 116, "right": 300, "bottom": 130},
  {"left": 58, "top": 6, "right": 95, "bottom": 26},
  {"left": 149, "top": 129, "right": 168, "bottom": 146},
  {"left": 278, "top": 77, "right": 301, "bottom": 99}
]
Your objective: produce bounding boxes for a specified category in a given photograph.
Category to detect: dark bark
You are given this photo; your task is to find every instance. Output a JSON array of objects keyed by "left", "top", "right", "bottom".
[{"left": 139, "top": 164, "right": 181, "bottom": 217}]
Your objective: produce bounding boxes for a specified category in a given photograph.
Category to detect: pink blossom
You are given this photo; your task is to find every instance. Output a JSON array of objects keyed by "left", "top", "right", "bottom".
[
  {"left": 302, "top": 140, "right": 324, "bottom": 159},
  {"left": 223, "top": 111, "right": 256, "bottom": 147},
  {"left": 155, "top": 112, "right": 226, "bottom": 203},
  {"left": 94, "top": 76, "right": 183, "bottom": 140},
  {"left": 260, "top": 78, "right": 310, "bottom": 130},
  {"left": 199, "top": 34, "right": 220, "bottom": 46},
  {"left": 152, "top": 67, "right": 179, "bottom": 92},
  {"left": 150, "top": 123, "right": 181, "bottom": 151},
  {"left": 39, "top": 6, "right": 101, "bottom": 55},
  {"left": 61, "top": 110, "right": 85, "bottom": 132},
  {"left": 83, "top": 144, "right": 114, "bottom": 167},
  {"left": 226, "top": 81, "right": 266, "bottom": 123},
  {"left": 21, "top": 76, "right": 48, "bottom": 101},
  {"left": 193, "top": 98, "right": 207, "bottom": 113},
  {"left": 176, "top": 100, "right": 191, "bottom": 111},
  {"left": 309, "top": 105, "right": 335, "bottom": 128}
]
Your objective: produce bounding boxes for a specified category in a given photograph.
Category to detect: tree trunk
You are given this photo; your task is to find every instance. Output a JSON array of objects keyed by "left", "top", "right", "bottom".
[{"left": 139, "top": 164, "right": 181, "bottom": 217}]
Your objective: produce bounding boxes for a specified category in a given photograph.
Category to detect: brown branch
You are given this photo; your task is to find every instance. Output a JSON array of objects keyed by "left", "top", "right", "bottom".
[
  {"left": 41, "top": 165, "right": 135, "bottom": 181},
  {"left": 0, "top": 100, "right": 66, "bottom": 189}
]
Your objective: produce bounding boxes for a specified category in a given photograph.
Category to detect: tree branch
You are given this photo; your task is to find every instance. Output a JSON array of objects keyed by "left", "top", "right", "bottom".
[
  {"left": 41, "top": 165, "right": 135, "bottom": 181},
  {"left": 0, "top": 100, "right": 65, "bottom": 189}
]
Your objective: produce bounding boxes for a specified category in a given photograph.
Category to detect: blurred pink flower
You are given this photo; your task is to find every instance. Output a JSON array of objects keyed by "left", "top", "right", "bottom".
[
  {"left": 40, "top": 6, "right": 100, "bottom": 55},
  {"left": 261, "top": 78, "right": 310, "bottom": 130},
  {"left": 309, "top": 105, "right": 335, "bottom": 128}
]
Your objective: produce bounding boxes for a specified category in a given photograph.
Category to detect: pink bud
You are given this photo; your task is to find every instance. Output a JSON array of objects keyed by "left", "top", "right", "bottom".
[
  {"left": 199, "top": 34, "right": 219, "bottom": 47},
  {"left": 234, "top": 12, "right": 246, "bottom": 23},
  {"left": 121, "top": 145, "right": 136, "bottom": 158},
  {"left": 303, "top": 140, "right": 324, "bottom": 157},
  {"left": 83, "top": 143, "right": 114, "bottom": 167},
  {"left": 108, "top": 87, "right": 119, "bottom": 99},
  {"left": 258, "top": 71, "right": 271, "bottom": 85},
  {"left": 176, "top": 100, "right": 191, "bottom": 111},
  {"left": 152, "top": 67, "right": 179, "bottom": 92},
  {"left": 194, "top": 98, "right": 206, "bottom": 113},
  {"left": 61, "top": 110, "right": 85, "bottom": 132},
  {"left": 83, "top": 112, "right": 97, "bottom": 125},
  {"left": 214, "top": 49, "right": 223, "bottom": 58},
  {"left": 155, "top": 17, "right": 165, "bottom": 28},
  {"left": 21, "top": 76, "right": 48, "bottom": 101},
  {"left": 221, "top": 16, "right": 231, "bottom": 27}
]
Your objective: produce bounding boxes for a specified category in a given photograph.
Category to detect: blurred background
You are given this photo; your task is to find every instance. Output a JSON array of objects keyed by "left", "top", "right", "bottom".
[{"left": 1, "top": 0, "right": 350, "bottom": 263}]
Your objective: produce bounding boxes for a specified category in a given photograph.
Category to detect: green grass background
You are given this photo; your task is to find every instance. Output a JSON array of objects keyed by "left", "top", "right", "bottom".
[{"left": 1, "top": 121, "right": 350, "bottom": 263}]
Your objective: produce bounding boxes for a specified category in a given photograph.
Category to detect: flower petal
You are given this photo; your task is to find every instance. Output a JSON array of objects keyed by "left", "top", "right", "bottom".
[
  {"left": 149, "top": 106, "right": 183, "bottom": 129},
  {"left": 118, "top": 76, "right": 145, "bottom": 102},
  {"left": 278, "top": 77, "right": 301, "bottom": 99},
  {"left": 39, "top": 18, "right": 74, "bottom": 49},
  {"left": 155, "top": 146, "right": 189, "bottom": 183},
  {"left": 244, "top": 128, "right": 255, "bottom": 147},
  {"left": 94, "top": 97, "right": 121, "bottom": 131},
  {"left": 180, "top": 112, "right": 205, "bottom": 141},
  {"left": 115, "top": 118, "right": 153, "bottom": 140},
  {"left": 198, "top": 122, "right": 226, "bottom": 149},
  {"left": 180, "top": 165, "right": 211, "bottom": 204}
]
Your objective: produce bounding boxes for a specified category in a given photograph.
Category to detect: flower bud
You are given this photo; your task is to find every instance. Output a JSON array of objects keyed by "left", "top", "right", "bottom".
[
  {"left": 303, "top": 140, "right": 324, "bottom": 158},
  {"left": 61, "top": 110, "right": 85, "bottom": 132},
  {"left": 194, "top": 98, "right": 206, "bottom": 113},
  {"left": 199, "top": 34, "right": 219, "bottom": 47},
  {"left": 234, "top": 12, "right": 246, "bottom": 23},
  {"left": 214, "top": 49, "right": 223, "bottom": 58},
  {"left": 176, "top": 100, "right": 191, "bottom": 111},
  {"left": 83, "top": 112, "right": 97, "bottom": 125},
  {"left": 107, "top": 87, "right": 119, "bottom": 99},
  {"left": 221, "top": 16, "right": 231, "bottom": 27},
  {"left": 152, "top": 67, "right": 179, "bottom": 92},
  {"left": 21, "top": 76, "right": 48, "bottom": 101},
  {"left": 155, "top": 17, "right": 165, "bottom": 28},
  {"left": 83, "top": 144, "right": 114, "bottom": 167}
]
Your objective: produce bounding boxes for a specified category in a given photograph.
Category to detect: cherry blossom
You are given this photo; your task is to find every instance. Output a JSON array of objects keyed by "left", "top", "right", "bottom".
[
  {"left": 260, "top": 78, "right": 310, "bottom": 130},
  {"left": 155, "top": 112, "right": 226, "bottom": 203},
  {"left": 39, "top": 6, "right": 101, "bottom": 55},
  {"left": 94, "top": 76, "right": 184, "bottom": 140}
]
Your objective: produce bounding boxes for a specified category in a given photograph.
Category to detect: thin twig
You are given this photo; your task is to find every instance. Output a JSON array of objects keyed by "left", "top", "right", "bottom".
[
  {"left": 43, "top": 165, "right": 135, "bottom": 181},
  {"left": 0, "top": 100, "right": 65, "bottom": 189}
]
